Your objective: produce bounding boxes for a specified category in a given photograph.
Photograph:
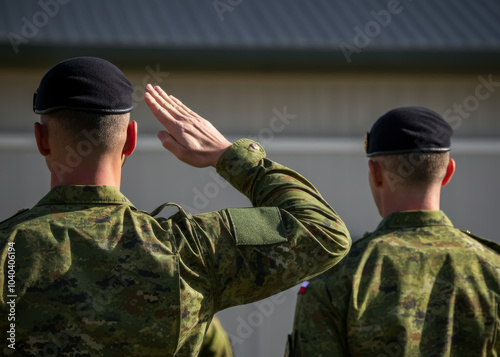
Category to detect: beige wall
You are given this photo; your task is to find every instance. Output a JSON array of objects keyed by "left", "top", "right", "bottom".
[
  {"left": 2, "top": 68, "right": 500, "bottom": 137},
  {"left": 1, "top": 68, "right": 499, "bottom": 356}
]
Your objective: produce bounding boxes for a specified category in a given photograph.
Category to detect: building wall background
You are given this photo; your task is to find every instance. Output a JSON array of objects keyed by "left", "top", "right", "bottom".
[{"left": 1, "top": 68, "right": 499, "bottom": 356}]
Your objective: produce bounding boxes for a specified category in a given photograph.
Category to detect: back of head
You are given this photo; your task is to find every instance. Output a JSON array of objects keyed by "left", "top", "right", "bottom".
[
  {"left": 43, "top": 110, "right": 130, "bottom": 158},
  {"left": 365, "top": 106, "right": 454, "bottom": 192},
  {"left": 34, "top": 56, "right": 134, "bottom": 159},
  {"left": 375, "top": 151, "right": 450, "bottom": 189}
]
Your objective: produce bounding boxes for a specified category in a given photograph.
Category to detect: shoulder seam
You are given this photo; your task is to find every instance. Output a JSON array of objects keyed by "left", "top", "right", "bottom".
[
  {"left": 0, "top": 208, "right": 29, "bottom": 226},
  {"left": 461, "top": 230, "right": 500, "bottom": 254}
]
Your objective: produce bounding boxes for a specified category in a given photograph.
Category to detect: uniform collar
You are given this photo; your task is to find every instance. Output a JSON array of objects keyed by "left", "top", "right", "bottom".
[
  {"left": 35, "top": 185, "right": 136, "bottom": 208},
  {"left": 375, "top": 210, "right": 453, "bottom": 231}
]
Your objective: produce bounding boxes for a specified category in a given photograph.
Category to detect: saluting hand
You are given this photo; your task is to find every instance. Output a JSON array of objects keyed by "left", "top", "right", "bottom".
[{"left": 145, "top": 84, "right": 232, "bottom": 168}]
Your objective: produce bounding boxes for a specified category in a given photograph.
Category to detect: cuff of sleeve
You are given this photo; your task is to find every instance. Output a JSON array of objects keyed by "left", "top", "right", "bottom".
[{"left": 216, "top": 138, "right": 266, "bottom": 192}]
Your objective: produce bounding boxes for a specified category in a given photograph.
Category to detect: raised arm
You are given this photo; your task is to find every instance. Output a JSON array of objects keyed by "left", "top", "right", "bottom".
[
  {"left": 144, "top": 85, "right": 351, "bottom": 309},
  {"left": 212, "top": 139, "right": 351, "bottom": 308}
]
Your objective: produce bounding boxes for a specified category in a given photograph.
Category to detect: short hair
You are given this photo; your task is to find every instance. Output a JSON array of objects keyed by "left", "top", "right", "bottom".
[
  {"left": 377, "top": 152, "right": 449, "bottom": 188},
  {"left": 43, "top": 109, "right": 130, "bottom": 155}
]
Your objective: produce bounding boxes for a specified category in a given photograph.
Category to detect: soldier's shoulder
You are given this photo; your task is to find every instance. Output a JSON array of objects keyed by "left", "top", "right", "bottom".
[
  {"left": 353, "top": 231, "right": 376, "bottom": 244},
  {"left": 147, "top": 202, "right": 189, "bottom": 218},
  {"left": 326, "top": 230, "right": 391, "bottom": 272},
  {"left": 461, "top": 229, "right": 500, "bottom": 255},
  {"left": 346, "top": 231, "right": 380, "bottom": 253},
  {"left": 353, "top": 227, "right": 415, "bottom": 248},
  {"left": 296, "top": 276, "right": 330, "bottom": 299},
  {"left": 142, "top": 202, "right": 192, "bottom": 228},
  {"left": 0, "top": 208, "right": 30, "bottom": 227}
]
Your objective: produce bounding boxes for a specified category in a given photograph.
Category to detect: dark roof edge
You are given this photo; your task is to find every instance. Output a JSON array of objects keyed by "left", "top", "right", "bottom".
[{"left": 1, "top": 45, "right": 499, "bottom": 73}]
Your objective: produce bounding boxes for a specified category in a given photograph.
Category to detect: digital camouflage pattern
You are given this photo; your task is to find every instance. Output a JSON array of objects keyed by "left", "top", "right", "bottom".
[
  {"left": 0, "top": 139, "right": 350, "bottom": 356},
  {"left": 287, "top": 210, "right": 500, "bottom": 357},
  {"left": 199, "top": 317, "right": 233, "bottom": 357}
]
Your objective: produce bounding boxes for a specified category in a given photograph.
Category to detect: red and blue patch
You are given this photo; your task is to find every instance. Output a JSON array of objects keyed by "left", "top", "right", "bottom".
[{"left": 298, "top": 280, "right": 310, "bottom": 294}]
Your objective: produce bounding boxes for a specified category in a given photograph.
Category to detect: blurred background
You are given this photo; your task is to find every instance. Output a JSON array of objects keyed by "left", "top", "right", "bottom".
[{"left": 1, "top": 1, "right": 499, "bottom": 356}]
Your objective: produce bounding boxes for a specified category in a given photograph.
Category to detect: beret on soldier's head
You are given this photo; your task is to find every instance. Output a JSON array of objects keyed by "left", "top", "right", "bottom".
[
  {"left": 365, "top": 106, "right": 453, "bottom": 157},
  {"left": 33, "top": 56, "right": 134, "bottom": 114}
]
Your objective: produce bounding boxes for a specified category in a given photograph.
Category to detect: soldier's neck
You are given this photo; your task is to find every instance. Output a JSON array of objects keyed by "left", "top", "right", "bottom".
[
  {"left": 50, "top": 160, "right": 122, "bottom": 189},
  {"left": 381, "top": 186, "right": 441, "bottom": 218}
]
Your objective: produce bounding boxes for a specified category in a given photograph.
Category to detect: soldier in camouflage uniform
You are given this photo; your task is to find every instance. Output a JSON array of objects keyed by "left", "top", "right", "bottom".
[
  {"left": 286, "top": 107, "right": 500, "bottom": 356},
  {"left": 0, "top": 57, "right": 351, "bottom": 356}
]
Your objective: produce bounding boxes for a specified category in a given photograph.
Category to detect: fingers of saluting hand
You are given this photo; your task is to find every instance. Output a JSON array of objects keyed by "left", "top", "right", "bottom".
[
  {"left": 144, "top": 85, "right": 188, "bottom": 154},
  {"left": 168, "top": 94, "right": 194, "bottom": 116},
  {"left": 150, "top": 85, "right": 194, "bottom": 118},
  {"left": 151, "top": 86, "right": 185, "bottom": 110},
  {"left": 144, "top": 84, "right": 232, "bottom": 167},
  {"left": 145, "top": 84, "right": 183, "bottom": 128}
]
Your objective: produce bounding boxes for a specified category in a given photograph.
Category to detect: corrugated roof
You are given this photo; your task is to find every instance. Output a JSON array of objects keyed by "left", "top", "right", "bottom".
[{"left": 0, "top": 0, "right": 499, "bottom": 69}]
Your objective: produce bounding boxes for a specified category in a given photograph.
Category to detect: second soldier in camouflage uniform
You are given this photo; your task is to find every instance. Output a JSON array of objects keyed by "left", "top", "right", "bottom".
[{"left": 286, "top": 107, "right": 500, "bottom": 356}]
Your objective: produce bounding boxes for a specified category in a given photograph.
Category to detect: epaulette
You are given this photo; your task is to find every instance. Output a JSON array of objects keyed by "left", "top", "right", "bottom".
[
  {"left": 462, "top": 230, "right": 500, "bottom": 254},
  {"left": 0, "top": 208, "right": 29, "bottom": 226}
]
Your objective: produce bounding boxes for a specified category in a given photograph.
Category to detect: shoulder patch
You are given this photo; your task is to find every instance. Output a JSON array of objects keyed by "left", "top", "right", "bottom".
[
  {"left": 298, "top": 280, "right": 310, "bottom": 294},
  {"left": 227, "top": 207, "right": 286, "bottom": 246}
]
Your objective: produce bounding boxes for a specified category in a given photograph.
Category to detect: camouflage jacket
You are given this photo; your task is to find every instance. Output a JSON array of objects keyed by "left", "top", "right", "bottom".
[
  {"left": 0, "top": 139, "right": 350, "bottom": 356},
  {"left": 287, "top": 210, "right": 500, "bottom": 357}
]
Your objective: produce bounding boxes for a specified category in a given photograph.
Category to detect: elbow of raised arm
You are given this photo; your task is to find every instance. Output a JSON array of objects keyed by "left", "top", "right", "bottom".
[
  {"left": 308, "top": 218, "right": 352, "bottom": 273},
  {"left": 326, "top": 219, "right": 352, "bottom": 260}
]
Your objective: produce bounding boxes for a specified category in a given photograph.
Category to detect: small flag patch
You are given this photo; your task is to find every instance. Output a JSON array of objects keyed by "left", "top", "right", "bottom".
[{"left": 298, "top": 281, "right": 310, "bottom": 294}]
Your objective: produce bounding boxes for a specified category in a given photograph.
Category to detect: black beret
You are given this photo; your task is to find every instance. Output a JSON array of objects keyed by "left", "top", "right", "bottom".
[
  {"left": 33, "top": 57, "right": 134, "bottom": 114},
  {"left": 365, "top": 106, "right": 453, "bottom": 157}
]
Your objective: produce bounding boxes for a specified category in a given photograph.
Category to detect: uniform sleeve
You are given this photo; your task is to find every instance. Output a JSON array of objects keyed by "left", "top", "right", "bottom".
[
  {"left": 194, "top": 139, "right": 351, "bottom": 310},
  {"left": 287, "top": 276, "right": 349, "bottom": 357}
]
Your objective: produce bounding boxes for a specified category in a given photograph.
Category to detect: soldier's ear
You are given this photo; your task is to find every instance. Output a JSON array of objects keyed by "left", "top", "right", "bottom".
[
  {"left": 368, "top": 159, "right": 383, "bottom": 188},
  {"left": 34, "top": 121, "right": 50, "bottom": 156},
  {"left": 441, "top": 158, "right": 455, "bottom": 187},
  {"left": 122, "top": 120, "right": 137, "bottom": 157}
]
